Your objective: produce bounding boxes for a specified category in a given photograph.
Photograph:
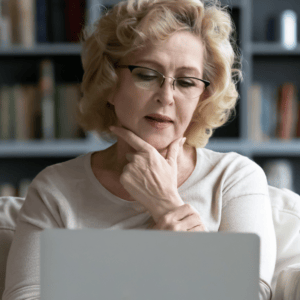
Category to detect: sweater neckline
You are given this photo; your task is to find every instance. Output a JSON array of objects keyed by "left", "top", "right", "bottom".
[{"left": 84, "top": 147, "right": 200, "bottom": 208}]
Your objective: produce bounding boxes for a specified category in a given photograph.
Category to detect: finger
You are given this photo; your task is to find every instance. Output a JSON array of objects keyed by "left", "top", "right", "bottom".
[
  {"left": 162, "top": 203, "right": 195, "bottom": 224},
  {"left": 166, "top": 137, "right": 186, "bottom": 165},
  {"left": 109, "top": 126, "right": 152, "bottom": 152}
]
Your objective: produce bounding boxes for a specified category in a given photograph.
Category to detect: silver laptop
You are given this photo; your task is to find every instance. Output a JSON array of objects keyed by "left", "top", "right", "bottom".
[{"left": 40, "top": 229, "right": 260, "bottom": 300}]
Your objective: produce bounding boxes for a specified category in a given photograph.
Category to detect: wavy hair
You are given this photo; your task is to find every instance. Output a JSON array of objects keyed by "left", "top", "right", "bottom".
[{"left": 77, "top": 0, "right": 243, "bottom": 148}]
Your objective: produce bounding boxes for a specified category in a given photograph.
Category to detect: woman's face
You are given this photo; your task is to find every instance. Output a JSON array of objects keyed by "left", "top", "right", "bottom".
[{"left": 108, "top": 30, "right": 206, "bottom": 150}]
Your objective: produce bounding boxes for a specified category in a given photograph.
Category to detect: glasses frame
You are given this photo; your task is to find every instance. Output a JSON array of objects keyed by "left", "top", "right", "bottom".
[{"left": 115, "top": 65, "right": 211, "bottom": 90}]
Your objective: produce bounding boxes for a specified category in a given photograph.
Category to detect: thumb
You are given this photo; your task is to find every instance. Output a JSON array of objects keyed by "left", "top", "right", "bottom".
[{"left": 166, "top": 137, "right": 186, "bottom": 165}]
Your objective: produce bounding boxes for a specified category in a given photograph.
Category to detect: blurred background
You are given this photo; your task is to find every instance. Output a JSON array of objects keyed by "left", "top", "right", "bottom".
[{"left": 0, "top": 0, "right": 299, "bottom": 198}]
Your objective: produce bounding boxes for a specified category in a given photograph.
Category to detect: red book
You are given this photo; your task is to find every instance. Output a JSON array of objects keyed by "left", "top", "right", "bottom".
[
  {"left": 64, "top": 0, "right": 86, "bottom": 43},
  {"left": 296, "top": 101, "right": 300, "bottom": 138},
  {"left": 276, "top": 83, "right": 296, "bottom": 140}
]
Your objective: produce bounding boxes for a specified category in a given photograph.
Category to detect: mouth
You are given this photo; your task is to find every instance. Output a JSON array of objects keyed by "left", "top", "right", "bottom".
[{"left": 145, "top": 116, "right": 174, "bottom": 123}]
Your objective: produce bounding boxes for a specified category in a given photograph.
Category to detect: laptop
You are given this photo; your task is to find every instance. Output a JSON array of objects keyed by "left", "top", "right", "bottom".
[{"left": 40, "top": 229, "right": 260, "bottom": 300}]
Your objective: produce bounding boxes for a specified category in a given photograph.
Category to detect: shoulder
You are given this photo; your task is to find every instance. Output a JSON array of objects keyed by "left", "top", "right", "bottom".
[
  {"left": 197, "top": 148, "right": 268, "bottom": 201},
  {"left": 30, "top": 152, "right": 91, "bottom": 191},
  {"left": 197, "top": 147, "right": 263, "bottom": 174}
]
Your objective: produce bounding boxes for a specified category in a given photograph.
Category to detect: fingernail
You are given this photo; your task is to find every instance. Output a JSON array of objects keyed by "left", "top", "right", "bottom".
[
  {"left": 181, "top": 137, "right": 186, "bottom": 145},
  {"left": 109, "top": 126, "right": 115, "bottom": 131}
]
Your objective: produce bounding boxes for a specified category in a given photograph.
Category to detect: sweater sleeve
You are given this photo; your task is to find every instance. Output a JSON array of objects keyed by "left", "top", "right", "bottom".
[
  {"left": 2, "top": 169, "right": 64, "bottom": 300},
  {"left": 219, "top": 161, "right": 277, "bottom": 300}
]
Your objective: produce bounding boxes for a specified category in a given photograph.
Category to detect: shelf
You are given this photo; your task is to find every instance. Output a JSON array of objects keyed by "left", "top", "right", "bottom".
[
  {"left": 247, "top": 139, "right": 300, "bottom": 156},
  {"left": 250, "top": 42, "right": 300, "bottom": 55},
  {"left": 1, "top": 137, "right": 300, "bottom": 158},
  {"left": 0, "top": 43, "right": 82, "bottom": 56},
  {"left": 0, "top": 133, "right": 109, "bottom": 157}
]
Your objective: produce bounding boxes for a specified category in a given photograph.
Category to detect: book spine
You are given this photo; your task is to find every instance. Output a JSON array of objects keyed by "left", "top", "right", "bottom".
[
  {"left": 14, "top": 84, "right": 27, "bottom": 140},
  {"left": 0, "top": 85, "right": 10, "bottom": 139},
  {"left": 276, "top": 83, "right": 295, "bottom": 140},
  {"left": 8, "top": 85, "right": 15, "bottom": 139},
  {"left": 8, "top": 0, "right": 20, "bottom": 45},
  {"left": 50, "top": 0, "right": 67, "bottom": 42},
  {"left": 65, "top": 0, "right": 86, "bottom": 43},
  {"left": 39, "top": 59, "right": 55, "bottom": 140},
  {"left": 0, "top": 0, "right": 13, "bottom": 47},
  {"left": 0, "top": 182, "right": 17, "bottom": 197},
  {"left": 248, "top": 84, "right": 263, "bottom": 141},
  {"left": 36, "top": 0, "right": 49, "bottom": 43},
  {"left": 18, "top": 0, "right": 36, "bottom": 48},
  {"left": 296, "top": 98, "right": 300, "bottom": 138},
  {"left": 25, "top": 85, "right": 39, "bottom": 139}
]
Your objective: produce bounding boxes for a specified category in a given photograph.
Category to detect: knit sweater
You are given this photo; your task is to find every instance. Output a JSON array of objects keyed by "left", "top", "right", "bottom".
[{"left": 3, "top": 147, "right": 276, "bottom": 300}]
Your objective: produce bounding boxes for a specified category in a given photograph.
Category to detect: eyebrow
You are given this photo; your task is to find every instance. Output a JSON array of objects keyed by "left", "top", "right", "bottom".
[{"left": 134, "top": 59, "right": 202, "bottom": 77}]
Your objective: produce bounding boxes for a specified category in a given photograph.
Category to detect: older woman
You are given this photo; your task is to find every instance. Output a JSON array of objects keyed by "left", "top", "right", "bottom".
[{"left": 3, "top": 0, "right": 276, "bottom": 300}]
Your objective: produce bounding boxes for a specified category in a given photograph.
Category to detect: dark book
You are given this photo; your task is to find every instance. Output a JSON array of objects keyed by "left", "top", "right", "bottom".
[
  {"left": 50, "top": 0, "right": 67, "bottom": 42},
  {"left": 64, "top": 0, "right": 86, "bottom": 43},
  {"left": 36, "top": 0, "right": 50, "bottom": 43},
  {"left": 266, "top": 16, "right": 278, "bottom": 42}
]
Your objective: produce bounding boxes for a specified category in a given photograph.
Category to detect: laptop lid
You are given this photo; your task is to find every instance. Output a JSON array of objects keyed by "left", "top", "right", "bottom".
[{"left": 40, "top": 229, "right": 260, "bottom": 300}]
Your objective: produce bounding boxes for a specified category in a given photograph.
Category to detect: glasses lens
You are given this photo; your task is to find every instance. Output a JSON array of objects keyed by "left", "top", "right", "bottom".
[
  {"left": 131, "top": 67, "right": 204, "bottom": 99},
  {"left": 131, "top": 67, "right": 161, "bottom": 90},
  {"left": 175, "top": 78, "right": 204, "bottom": 99}
]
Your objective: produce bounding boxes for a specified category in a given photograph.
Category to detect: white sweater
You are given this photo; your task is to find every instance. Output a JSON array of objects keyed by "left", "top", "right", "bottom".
[{"left": 3, "top": 148, "right": 276, "bottom": 300}]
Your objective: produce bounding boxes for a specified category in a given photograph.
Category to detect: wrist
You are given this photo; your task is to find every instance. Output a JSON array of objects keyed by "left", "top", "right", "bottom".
[{"left": 150, "top": 192, "right": 185, "bottom": 223}]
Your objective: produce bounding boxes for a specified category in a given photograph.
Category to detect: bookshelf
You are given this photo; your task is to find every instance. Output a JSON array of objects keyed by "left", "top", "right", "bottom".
[{"left": 0, "top": 0, "right": 300, "bottom": 196}]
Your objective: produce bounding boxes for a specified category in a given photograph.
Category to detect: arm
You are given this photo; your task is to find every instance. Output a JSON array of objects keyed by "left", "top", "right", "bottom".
[
  {"left": 3, "top": 173, "right": 63, "bottom": 300},
  {"left": 220, "top": 166, "right": 276, "bottom": 300}
]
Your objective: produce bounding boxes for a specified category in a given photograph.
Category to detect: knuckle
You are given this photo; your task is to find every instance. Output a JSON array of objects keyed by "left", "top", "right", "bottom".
[
  {"left": 185, "top": 203, "right": 192, "bottom": 210},
  {"left": 172, "top": 223, "right": 181, "bottom": 231}
]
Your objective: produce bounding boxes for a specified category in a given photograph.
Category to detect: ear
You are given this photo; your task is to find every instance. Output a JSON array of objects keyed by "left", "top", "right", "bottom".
[{"left": 106, "top": 87, "right": 117, "bottom": 106}]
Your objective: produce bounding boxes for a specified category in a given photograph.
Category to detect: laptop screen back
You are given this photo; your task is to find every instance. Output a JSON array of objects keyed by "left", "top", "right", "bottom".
[{"left": 40, "top": 229, "right": 260, "bottom": 300}]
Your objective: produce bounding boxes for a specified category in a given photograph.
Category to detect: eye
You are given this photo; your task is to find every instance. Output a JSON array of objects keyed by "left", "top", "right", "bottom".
[
  {"left": 133, "top": 69, "right": 159, "bottom": 81},
  {"left": 177, "top": 78, "right": 197, "bottom": 88}
]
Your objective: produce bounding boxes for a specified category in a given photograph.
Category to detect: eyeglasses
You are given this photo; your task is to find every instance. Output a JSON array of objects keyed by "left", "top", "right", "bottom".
[{"left": 115, "top": 65, "right": 210, "bottom": 100}]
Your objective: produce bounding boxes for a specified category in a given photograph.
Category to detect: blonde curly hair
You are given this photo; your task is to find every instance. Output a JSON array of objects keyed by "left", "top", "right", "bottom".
[{"left": 77, "top": 0, "right": 243, "bottom": 148}]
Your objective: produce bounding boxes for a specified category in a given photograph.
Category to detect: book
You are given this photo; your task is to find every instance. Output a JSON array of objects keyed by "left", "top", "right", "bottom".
[
  {"left": 0, "top": 85, "right": 16, "bottom": 139},
  {"left": 36, "top": 0, "right": 50, "bottom": 43},
  {"left": 55, "top": 83, "right": 82, "bottom": 139},
  {"left": 296, "top": 98, "right": 300, "bottom": 138},
  {"left": 0, "top": 182, "right": 17, "bottom": 197},
  {"left": 275, "top": 83, "right": 298, "bottom": 140},
  {"left": 7, "top": 0, "right": 20, "bottom": 45},
  {"left": 0, "top": 85, "right": 10, "bottom": 139},
  {"left": 0, "top": 0, "right": 13, "bottom": 47},
  {"left": 14, "top": 84, "right": 39, "bottom": 140},
  {"left": 18, "top": 0, "right": 36, "bottom": 48},
  {"left": 64, "top": 0, "right": 86, "bottom": 43},
  {"left": 248, "top": 84, "right": 264, "bottom": 141},
  {"left": 49, "top": 0, "right": 66, "bottom": 42},
  {"left": 39, "top": 59, "right": 55, "bottom": 140},
  {"left": 260, "top": 83, "right": 278, "bottom": 141}
]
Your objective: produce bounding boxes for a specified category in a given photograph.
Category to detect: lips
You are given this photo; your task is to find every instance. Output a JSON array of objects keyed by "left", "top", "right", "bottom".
[{"left": 145, "top": 114, "right": 173, "bottom": 122}]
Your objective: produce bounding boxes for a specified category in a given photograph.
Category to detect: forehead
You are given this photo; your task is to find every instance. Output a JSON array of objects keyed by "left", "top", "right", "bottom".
[{"left": 122, "top": 31, "right": 204, "bottom": 76}]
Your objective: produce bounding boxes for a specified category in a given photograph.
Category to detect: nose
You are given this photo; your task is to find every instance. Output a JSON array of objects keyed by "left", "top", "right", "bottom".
[{"left": 156, "top": 77, "right": 175, "bottom": 104}]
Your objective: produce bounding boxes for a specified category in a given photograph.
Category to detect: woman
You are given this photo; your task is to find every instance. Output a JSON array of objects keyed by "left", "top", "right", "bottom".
[{"left": 3, "top": 0, "right": 276, "bottom": 300}]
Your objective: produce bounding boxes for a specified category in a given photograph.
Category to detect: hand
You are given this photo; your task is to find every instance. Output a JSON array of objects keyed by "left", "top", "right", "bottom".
[
  {"left": 150, "top": 203, "right": 208, "bottom": 232},
  {"left": 109, "top": 126, "right": 186, "bottom": 222}
]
